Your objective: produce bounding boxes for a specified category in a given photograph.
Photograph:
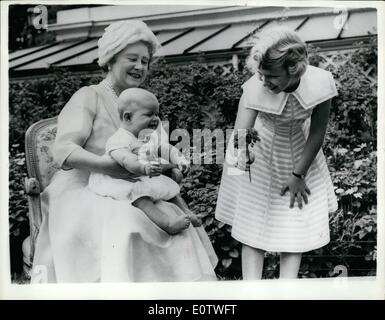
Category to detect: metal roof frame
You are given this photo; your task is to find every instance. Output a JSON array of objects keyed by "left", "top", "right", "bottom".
[{"left": 8, "top": 6, "right": 377, "bottom": 78}]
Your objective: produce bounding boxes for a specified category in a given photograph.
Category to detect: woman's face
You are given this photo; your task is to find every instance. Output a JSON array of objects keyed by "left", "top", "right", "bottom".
[
  {"left": 109, "top": 42, "right": 150, "bottom": 92},
  {"left": 258, "top": 64, "right": 299, "bottom": 94}
]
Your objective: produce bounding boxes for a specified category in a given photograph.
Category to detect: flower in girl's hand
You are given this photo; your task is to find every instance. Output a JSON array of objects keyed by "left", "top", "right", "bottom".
[
  {"left": 233, "top": 128, "right": 260, "bottom": 149},
  {"left": 246, "top": 128, "right": 260, "bottom": 146}
]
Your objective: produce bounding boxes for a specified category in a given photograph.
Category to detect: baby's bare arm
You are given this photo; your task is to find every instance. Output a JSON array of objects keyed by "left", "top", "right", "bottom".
[{"left": 110, "top": 149, "right": 145, "bottom": 176}]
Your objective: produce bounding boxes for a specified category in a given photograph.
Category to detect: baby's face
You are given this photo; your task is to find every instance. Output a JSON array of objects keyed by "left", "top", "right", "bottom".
[{"left": 258, "top": 65, "right": 299, "bottom": 94}]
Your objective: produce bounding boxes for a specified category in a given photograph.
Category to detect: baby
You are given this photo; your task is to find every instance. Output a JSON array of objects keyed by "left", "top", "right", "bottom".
[{"left": 88, "top": 88, "right": 201, "bottom": 234}]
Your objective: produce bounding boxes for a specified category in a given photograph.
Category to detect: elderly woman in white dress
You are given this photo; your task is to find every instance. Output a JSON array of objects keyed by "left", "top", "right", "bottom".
[{"left": 32, "top": 20, "right": 218, "bottom": 283}]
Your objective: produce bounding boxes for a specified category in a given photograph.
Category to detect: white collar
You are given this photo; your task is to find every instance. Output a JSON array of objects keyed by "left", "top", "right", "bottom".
[{"left": 242, "top": 65, "right": 338, "bottom": 115}]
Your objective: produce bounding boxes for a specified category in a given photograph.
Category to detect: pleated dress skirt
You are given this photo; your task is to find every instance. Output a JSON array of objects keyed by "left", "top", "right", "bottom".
[{"left": 215, "top": 95, "right": 338, "bottom": 253}]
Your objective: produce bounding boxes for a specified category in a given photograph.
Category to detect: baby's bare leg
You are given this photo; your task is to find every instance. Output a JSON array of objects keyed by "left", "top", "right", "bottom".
[
  {"left": 133, "top": 197, "right": 190, "bottom": 235},
  {"left": 170, "top": 195, "right": 202, "bottom": 227}
]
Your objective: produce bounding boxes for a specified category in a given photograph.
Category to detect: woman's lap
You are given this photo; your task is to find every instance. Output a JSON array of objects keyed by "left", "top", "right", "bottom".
[{"left": 32, "top": 170, "right": 217, "bottom": 283}]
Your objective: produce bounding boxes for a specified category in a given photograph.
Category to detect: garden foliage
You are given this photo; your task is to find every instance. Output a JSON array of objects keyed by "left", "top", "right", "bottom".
[{"left": 9, "top": 38, "right": 377, "bottom": 279}]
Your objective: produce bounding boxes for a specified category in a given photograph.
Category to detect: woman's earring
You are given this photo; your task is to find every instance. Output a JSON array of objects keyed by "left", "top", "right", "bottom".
[{"left": 108, "top": 65, "right": 112, "bottom": 71}]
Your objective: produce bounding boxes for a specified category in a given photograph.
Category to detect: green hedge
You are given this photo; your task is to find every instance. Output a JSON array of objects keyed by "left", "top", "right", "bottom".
[{"left": 9, "top": 38, "right": 377, "bottom": 280}]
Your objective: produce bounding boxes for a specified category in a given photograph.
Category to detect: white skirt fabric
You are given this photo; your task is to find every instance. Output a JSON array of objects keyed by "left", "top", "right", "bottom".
[
  {"left": 32, "top": 169, "right": 218, "bottom": 283},
  {"left": 215, "top": 95, "right": 338, "bottom": 253}
]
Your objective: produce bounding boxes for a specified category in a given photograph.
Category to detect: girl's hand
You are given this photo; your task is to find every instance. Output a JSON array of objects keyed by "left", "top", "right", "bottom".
[
  {"left": 280, "top": 175, "right": 311, "bottom": 209},
  {"left": 233, "top": 128, "right": 260, "bottom": 149},
  {"left": 144, "top": 161, "right": 162, "bottom": 178},
  {"left": 99, "top": 156, "right": 140, "bottom": 182},
  {"left": 247, "top": 147, "right": 256, "bottom": 164},
  {"left": 234, "top": 151, "right": 249, "bottom": 171},
  {"left": 234, "top": 148, "right": 255, "bottom": 171}
]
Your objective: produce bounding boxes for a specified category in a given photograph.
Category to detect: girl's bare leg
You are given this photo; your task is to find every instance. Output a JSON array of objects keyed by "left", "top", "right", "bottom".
[
  {"left": 242, "top": 244, "right": 265, "bottom": 280},
  {"left": 279, "top": 252, "right": 302, "bottom": 279},
  {"left": 133, "top": 197, "right": 190, "bottom": 235}
]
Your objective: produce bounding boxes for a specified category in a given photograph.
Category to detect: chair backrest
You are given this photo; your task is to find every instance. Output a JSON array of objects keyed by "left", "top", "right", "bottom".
[{"left": 25, "top": 117, "right": 60, "bottom": 191}]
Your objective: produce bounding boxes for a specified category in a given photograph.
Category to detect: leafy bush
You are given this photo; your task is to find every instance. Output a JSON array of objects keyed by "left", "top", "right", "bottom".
[
  {"left": 9, "top": 147, "right": 29, "bottom": 276},
  {"left": 9, "top": 38, "right": 377, "bottom": 280},
  {"left": 146, "top": 60, "right": 246, "bottom": 131}
]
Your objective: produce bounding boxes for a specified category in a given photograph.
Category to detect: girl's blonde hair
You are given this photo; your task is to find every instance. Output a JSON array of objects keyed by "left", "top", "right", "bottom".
[{"left": 246, "top": 26, "right": 308, "bottom": 78}]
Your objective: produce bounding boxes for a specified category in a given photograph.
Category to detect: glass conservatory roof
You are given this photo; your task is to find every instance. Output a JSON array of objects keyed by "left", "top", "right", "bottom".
[{"left": 9, "top": 7, "right": 377, "bottom": 73}]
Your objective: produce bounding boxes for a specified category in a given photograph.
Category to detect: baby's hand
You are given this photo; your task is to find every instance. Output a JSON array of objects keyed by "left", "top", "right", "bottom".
[
  {"left": 144, "top": 161, "right": 162, "bottom": 178},
  {"left": 178, "top": 162, "right": 190, "bottom": 175}
]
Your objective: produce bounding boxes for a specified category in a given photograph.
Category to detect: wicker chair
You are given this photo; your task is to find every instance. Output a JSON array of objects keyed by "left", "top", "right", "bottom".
[{"left": 22, "top": 117, "right": 59, "bottom": 274}]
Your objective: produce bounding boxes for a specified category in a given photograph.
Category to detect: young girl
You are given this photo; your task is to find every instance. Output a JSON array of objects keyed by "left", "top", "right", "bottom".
[
  {"left": 215, "top": 26, "right": 338, "bottom": 279},
  {"left": 88, "top": 88, "right": 201, "bottom": 234}
]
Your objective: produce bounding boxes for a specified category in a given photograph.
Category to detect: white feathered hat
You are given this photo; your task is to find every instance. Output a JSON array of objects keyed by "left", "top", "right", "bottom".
[{"left": 97, "top": 20, "right": 161, "bottom": 67}]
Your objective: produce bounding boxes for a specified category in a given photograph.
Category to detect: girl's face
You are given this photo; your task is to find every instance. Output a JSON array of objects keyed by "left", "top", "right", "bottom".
[
  {"left": 258, "top": 65, "right": 299, "bottom": 94},
  {"left": 109, "top": 42, "right": 150, "bottom": 93}
]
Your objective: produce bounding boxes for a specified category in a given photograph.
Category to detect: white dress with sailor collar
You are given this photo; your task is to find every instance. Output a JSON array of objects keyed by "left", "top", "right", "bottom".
[{"left": 215, "top": 66, "right": 338, "bottom": 253}]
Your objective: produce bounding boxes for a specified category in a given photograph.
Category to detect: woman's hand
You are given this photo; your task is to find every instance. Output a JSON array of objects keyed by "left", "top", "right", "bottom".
[
  {"left": 160, "top": 163, "right": 177, "bottom": 173},
  {"left": 178, "top": 161, "right": 190, "bottom": 175},
  {"left": 170, "top": 167, "right": 183, "bottom": 184},
  {"left": 280, "top": 175, "right": 311, "bottom": 209},
  {"left": 98, "top": 155, "right": 140, "bottom": 181},
  {"left": 144, "top": 161, "right": 162, "bottom": 178}
]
